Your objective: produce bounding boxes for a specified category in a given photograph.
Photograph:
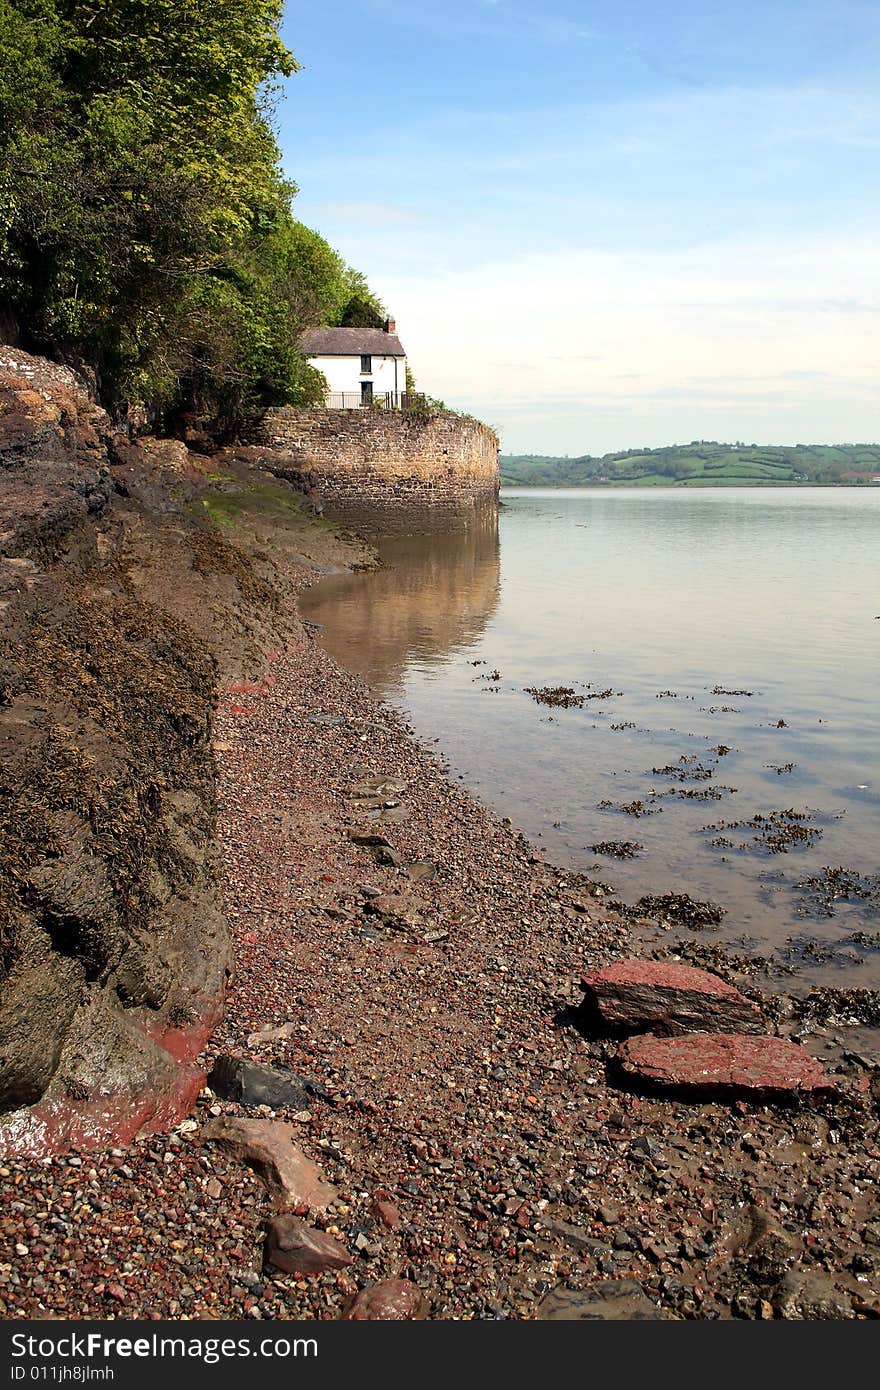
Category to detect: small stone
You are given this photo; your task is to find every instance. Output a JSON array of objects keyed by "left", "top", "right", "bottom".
[
  {"left": 348, "top": 831, "right": 391, "bottom": 848},
  {"left": 373, "top": 1198, "right": 402, "bottom": 1231},
  {"left": 246, "top": 1022, "right": 296, "bottom": 1047},
  {"left": 406, "top": 861, "right": 437, "bottom": 883},
  {"left": 630, "top": 1133, "right": 664, "bottom": 1163},
  {"left": 365, "top": 893, "right": 429, "bottom": 932},
  {"left": 343, "top": 1279, "right": 428, "bottom": 1320},
  {"left": 265, "top": 1215, "right": 353, "bottom": 1276}
]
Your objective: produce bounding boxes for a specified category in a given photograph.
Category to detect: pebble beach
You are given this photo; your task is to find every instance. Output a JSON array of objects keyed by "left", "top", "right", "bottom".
[{"left": 2, "top": 578, "right": 878, "bottom": 1321}]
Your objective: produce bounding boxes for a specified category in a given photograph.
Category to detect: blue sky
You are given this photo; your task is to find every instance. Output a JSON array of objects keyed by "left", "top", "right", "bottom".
[{"left": 275, "top": 2, "right": 880, "bottom": 453}]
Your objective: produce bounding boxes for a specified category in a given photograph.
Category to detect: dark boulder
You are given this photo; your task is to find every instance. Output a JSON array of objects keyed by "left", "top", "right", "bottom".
[{"left": 208, "top": 1056, "right": 312, "bottom": 1110}]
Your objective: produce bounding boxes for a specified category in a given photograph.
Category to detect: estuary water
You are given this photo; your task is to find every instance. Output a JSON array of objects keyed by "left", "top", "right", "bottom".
[{"left": 302, "top": 488, "right": 880, "bottom": 998}]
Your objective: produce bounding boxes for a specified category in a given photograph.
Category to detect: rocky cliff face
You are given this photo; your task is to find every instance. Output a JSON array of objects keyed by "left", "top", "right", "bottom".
[
  {"left": 0, "top": 349, "right": 369, "bottom": 1157},
  {"left": 0, "top": 350, "right": 228, "bottom": 1155}
]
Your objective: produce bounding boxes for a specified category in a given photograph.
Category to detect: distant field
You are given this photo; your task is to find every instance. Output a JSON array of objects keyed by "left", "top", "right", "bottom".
[{"left": 500, "top": 443, "right": 880, "bottom": 488}]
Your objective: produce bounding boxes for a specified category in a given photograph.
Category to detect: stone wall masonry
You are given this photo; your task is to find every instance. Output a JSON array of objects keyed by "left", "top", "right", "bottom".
[{"left": 253, "top": 407, "right": 499, "bottom": 532}]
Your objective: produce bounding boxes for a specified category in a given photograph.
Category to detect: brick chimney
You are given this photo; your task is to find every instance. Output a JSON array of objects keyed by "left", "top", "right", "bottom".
[{"left": 385, "top": 317, "right": 396, "bottom": 334}]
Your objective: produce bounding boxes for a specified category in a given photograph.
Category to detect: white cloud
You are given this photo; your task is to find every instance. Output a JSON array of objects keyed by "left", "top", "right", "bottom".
[{"left": 377, "top": 231, "right": 880, "bottom": 451}]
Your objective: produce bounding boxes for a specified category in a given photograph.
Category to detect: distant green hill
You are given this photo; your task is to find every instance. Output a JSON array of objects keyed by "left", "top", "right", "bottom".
[{"left": 500, "top": 442, "right": 880, "bottom": 487}]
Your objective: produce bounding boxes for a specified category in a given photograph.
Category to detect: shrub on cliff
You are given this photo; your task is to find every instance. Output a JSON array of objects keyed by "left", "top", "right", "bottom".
[{"left": 0, "top": 0, "right": 383, "bottom": 432}]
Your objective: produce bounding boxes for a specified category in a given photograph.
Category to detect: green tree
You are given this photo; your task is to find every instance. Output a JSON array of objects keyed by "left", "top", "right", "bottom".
[
  {"left": 0, "top": 1, "right": 389, "bottom": 432},
  {"left": 337, "top": 270, "right": 386, "bottom": 329}
]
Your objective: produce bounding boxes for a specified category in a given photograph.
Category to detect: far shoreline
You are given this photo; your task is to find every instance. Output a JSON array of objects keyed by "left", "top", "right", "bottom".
[{"left": 500, "top": 480, "right": 880, "bottom": 489}]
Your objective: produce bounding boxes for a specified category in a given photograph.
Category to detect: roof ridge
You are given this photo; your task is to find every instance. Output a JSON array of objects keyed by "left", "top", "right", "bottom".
[{"left": 299, "top": 326, "right": 406, "bottom": 357}]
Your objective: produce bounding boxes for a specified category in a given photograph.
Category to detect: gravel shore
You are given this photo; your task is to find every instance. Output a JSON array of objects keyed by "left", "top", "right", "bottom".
[{"left": 2, "top": 576, "right": 878, "bottom": 1320}]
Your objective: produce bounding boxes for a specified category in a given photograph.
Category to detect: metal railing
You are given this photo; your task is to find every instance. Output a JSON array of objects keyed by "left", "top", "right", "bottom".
[{"left": 324, "top": 392, "right": 427, "bottom": 411}]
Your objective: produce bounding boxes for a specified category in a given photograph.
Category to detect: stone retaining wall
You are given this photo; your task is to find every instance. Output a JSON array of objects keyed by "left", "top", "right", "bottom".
[{"left": 253, "top": 407, "right": 499, "bottom": 532}]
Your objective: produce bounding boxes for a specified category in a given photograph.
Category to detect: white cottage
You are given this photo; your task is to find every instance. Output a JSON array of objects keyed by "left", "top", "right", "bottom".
[{"left": 300, "top": 320, "right": 407, "bottom": 408}]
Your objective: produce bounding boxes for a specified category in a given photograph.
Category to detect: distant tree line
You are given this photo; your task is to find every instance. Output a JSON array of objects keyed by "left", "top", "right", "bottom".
[
  {"left": 500, "top": 442, "right": 880, "bottom": 487},
  {"left": 0, "top": 1, "right": 386, "bottom": 434}
]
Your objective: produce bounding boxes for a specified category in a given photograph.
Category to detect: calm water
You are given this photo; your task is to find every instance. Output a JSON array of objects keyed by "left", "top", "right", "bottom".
[{"left": 302, "top": 489, "right": 880, "bottom": 997}]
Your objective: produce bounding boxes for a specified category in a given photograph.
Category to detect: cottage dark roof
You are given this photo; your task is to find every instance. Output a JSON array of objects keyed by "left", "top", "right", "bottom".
[{"left": 299, "top": 327, "right": 405, "bottom": 358}]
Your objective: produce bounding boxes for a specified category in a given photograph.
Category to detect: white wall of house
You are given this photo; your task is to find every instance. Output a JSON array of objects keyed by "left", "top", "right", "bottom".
[{"left": 307, "top": 353, "right": 406, "bottom": 403}]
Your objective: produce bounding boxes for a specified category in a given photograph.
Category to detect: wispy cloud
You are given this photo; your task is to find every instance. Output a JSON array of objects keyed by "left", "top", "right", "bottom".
[{"left": 378, "top": 231, "right": 880, "bottom": 451}]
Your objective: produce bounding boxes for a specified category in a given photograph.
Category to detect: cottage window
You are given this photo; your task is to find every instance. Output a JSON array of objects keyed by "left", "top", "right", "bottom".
[{"left": 360, "top": 354, "right": 372, "bottom": 373}]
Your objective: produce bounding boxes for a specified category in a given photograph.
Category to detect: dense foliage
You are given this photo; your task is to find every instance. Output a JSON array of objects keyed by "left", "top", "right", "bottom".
[
  {"left": 0, "top": 0, "right": 385, "bottom": 430},
  {"left": 500, "top": 443, "right": 880, "bottom": 487}
]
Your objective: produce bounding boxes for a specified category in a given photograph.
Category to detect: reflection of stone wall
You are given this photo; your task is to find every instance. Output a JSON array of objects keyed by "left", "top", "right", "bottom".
[
  {"left": 254, "top": 407, "right": 499, "bottom": 532},
  {"left": 302, "top": 511, "right": 501, "bottom": 688}
]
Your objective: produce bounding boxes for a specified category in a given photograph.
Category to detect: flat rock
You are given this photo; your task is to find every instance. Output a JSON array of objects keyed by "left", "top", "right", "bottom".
[
  {"left": 208, "top": 1055, "right": 311, "bottom": 1110},
  {"left": 406, "top": 860, "right": 437, "bottom": 883},
  {"left": 348, "top": 830, "right": 392, "bottom": 848},
  {"left": 542, "top": 1218, "right": 610, "bottom": 1255},
  {"left": 365, "top": 893, "right": 429, "bottom": 932},
  {"left": 265, "top": 1215, "right": 353, "bottom": 1276},
  {"left": 246, "top": 1021, "right": 296, "bottom": 1047},
  {"left": 774, "top": 1269, "right": 854, "bottom": 1320},
  {"left": 343, "top": 1279, "right": 428, "bottom": 1320},
  {"left": 200, "top": 1117, "right": 336, "bottom": 1209},
  {"left": 368, "top": 805, "right": 409, "bottom": 825},
  {"left": 719, "top": 1203, "right": 802, "bottom": 1276},
  {"left": 538, "top": 1279, "right": 671, "bottom": 1320},
  {"left": 582, "top": 959, "right": 762, "bottom": 1035},
  {"left": 617, "top": 1032, "right": 833, "bottom": 1099},
  {"left": 351, "top": 777, "right": 407, "bottom": 797}
]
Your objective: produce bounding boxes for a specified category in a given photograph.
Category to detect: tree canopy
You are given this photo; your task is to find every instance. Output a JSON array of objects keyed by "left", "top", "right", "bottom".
[{"left": 0, "top": 0, "right": 386, "bottom": 430}]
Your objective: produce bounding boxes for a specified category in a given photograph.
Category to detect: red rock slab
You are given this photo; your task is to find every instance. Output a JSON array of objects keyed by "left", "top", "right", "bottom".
[
  {"left": 617, "top": 1032, "right": 834, "bottom": 1099},
  {"left": 582, "top": 959, "right": 762, "bottom": 1035},
  {"left": 200, "top": 1118, "right": 337, "bottom": 1210},
  {"left": 343, "top": 1279, "right": 428, "bottom": 1320}
]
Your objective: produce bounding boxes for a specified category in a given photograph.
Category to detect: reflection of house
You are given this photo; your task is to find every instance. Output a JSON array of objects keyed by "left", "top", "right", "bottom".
[{"left": 300, "top": 320, "right": 406, "bottom": 408}]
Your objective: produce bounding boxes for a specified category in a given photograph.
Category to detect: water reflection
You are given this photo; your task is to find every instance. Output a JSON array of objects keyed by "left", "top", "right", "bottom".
[
  {"left": 301, "top": 507, "right": 500, "bottom": 693},
  {"left": 303, "top": 488, "right": 880, "bottom": 1005}
]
